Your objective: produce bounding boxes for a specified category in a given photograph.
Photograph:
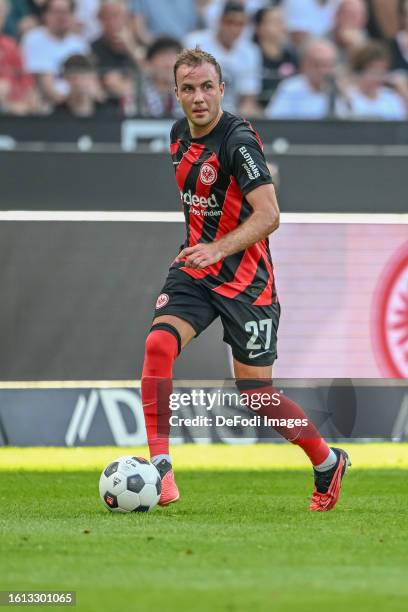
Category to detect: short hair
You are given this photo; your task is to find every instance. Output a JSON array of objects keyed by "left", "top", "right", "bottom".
[
  {"left": 98, "top": 0, "right": 127, "bottom": 17},
  {"left": 63, "top": 54, "right": 95, "bottom": 75},
  {"left": 351, "top": 41, "right": 391, "bottom": 73},
  {"left": 222, "top": 1, "right": 245, "bottom": 16},
  {"left": 173, "top": 47, "right": 223, "bottom": 86},
  {"left": 146, "top": 36, "right": 182, "bottom": 62}
]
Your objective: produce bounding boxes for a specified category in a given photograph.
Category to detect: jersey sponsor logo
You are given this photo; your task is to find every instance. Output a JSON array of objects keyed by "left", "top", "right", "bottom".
[
  {"left": 156, "top": 293, "right": 170, "bottom": 309},
  {"left": 180, "top": 190, "right": 222, "bottom": 216},
  {"left": 372, "top": 243, "right": 408, "bottom": 378},
  {"left": 200, "top": 163, "right": 218, "bottom": 185},
  {"left": 239, "top": 146, "right": 260, "bottom": 180}
]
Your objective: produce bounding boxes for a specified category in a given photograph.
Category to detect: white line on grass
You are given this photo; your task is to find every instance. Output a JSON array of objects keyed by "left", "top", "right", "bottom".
[{"left": 0, "top": 211, "right": 407, "bottom": 224}]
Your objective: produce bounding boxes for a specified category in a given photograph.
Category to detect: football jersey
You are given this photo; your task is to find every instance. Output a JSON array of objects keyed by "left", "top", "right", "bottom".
[{"left": 170, "top": 111, "right": 277, "bottom": 305}]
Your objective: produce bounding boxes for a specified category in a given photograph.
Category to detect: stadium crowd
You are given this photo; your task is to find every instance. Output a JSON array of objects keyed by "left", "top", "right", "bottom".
[{"left": 0, "top": 0, "right": 408, "bottom": 119}]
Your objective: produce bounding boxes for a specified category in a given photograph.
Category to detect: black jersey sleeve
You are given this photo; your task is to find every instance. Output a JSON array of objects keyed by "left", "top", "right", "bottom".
[
  {"left": 170, "top": 122, "right": 175, "bottom": 142},
  {"left": 170, "top": 117, "right": 188, "bottom": 144},
  {"left": 225, "top": 124, "right": 273, "bottom": 196}
]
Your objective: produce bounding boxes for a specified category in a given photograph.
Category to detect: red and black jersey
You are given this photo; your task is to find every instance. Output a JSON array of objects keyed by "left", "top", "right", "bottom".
[{"left": 170, "top": 111, "right": 277, "bottom": 305}]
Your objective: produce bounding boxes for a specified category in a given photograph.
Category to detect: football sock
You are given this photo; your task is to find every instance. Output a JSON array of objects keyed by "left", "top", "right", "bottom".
[
  {"left": 151, "top": 454, "right": 172, "bottom": 466},
  {"left": 313, "top": 448, "right": 338, "bottom": 471},
  {"left": 237, "top": 381, "right": 331, "bottom": 466},
  {"left": 141, "top": 327, "right": 180, "bottom": 458}
]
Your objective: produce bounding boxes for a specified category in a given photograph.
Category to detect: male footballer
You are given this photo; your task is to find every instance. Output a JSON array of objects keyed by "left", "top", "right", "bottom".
[{"left": 141, "top": 48, "right": 350, "bottom": 511}]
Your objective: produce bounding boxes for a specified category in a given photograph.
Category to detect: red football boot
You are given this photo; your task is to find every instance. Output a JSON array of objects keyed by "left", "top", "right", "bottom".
[
  {"left": 154, "top": 459, "right": 180, "bottom": 506},
  {"left": 309, "top": 448, "right": 350, "bottom": 512}
]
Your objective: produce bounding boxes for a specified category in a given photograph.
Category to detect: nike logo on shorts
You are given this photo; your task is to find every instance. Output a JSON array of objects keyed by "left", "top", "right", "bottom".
[{"left": 248, "top": 350, "right": 270, "bottom": 359}]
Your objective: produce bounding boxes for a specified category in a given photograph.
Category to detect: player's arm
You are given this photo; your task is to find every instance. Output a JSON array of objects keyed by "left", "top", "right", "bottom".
[
  {"left": 176, "top": 184, "right": 279, "bottom": 269},
  {"left": 220, "top": 182, "right": 279, "bottom": 251}
]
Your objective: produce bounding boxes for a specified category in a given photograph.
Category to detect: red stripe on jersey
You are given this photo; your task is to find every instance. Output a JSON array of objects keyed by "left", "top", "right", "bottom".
[
  {"left": 211, "top": 246, "right": 262, "bottom": 299},
  {"left": 214, "top": 176, "right": 243, "bottom": 240},
  {"left": 253, "top": 240, "right": 274, "bottom": 305},
  {"left": 170, "top": 139, "right": 181, "bottom": 155},
  {"left": 180, "top": 174, "right": 243, "bottom": 280},
  {"left": 175, "top": 143, "right": 205, "bottom": 193},
  {"left": 246, "top": 120, "right": 264, "bottom": 150},
  {"left": 188, "top": 152, "right": 220, "bottom": 246}
]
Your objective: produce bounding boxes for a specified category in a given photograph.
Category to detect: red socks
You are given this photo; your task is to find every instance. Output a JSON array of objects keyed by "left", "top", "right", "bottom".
[
  {"left": 240, "top": 383, "right": 331, "bottom": 465},
  {"left": 141, "top": 328, "right": 179, "bottom": 457},
  {"left": 142, "top": 330, "right": 330, "bottom": 468}
]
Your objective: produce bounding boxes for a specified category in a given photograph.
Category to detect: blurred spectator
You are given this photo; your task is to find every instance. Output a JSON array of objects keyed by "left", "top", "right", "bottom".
[
  {"left": 283, "top": 0, "right": 340, "bottom": 48},
  {"left": 331, "top": 0, "right": 368, "bottom": 63},
  {"left": 366, "top": 0, "right": 400, "bottom": 40},
  {"left": 344, "top": 41, "right": 407, "bottom": 119},
  {"left": 185, "top": 1, "right": 262, "bottom": 115},
  {"left": 4, "top": 0, "right": 45, "bottom": 40},
  {"left": 130, "top": 0, "right": 199, "bottom": 47},
  {"left": 389, "top": 0, "right": 408, "bottom": 73},
  {"left": 21, "top": 0, "right": 88, "bottom": 105},
  {"left": 253, "top": 5, "right": 298, "bottom": 108},
  {"left": 0, "top": 0, "right": 39, "bottom": 113},
  {"left": 73, "top": 0, "right": 101, "bottom": 43},
  {"left": 140, "top": 36, "right": 182, "bottom": 117},
  {"left": 92, "top": 0, "right": 142, "bottom": 113},
  {"left": 265, "top": 38, "right": 347, "bottom": 118},
  {"left": 5, "top": 0, "right": 101, "bottom": 42},
  {"left": 199, "top": 0, "right": 270, "bottom": 32},
  {"left": 53, "top": 54, "right": 107, "bottom": 117}
]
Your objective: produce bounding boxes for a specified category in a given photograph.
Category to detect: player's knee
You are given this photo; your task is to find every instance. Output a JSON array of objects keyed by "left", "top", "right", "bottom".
[
  {"left": 144, "top": 332, "right": 173, "bottom": 364},
  {"left": 144, "top": 324, "right": 181, "bottom": 365}
]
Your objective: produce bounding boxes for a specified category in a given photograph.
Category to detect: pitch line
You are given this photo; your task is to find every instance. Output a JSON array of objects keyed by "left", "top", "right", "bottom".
[{"left": 0, "top": 211, "right": 407, "bottom": 224}]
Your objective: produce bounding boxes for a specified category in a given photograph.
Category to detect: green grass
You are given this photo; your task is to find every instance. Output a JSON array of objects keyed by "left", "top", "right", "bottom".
[{"left": 0, "top": 444, "right": 407, "bottom": 612}]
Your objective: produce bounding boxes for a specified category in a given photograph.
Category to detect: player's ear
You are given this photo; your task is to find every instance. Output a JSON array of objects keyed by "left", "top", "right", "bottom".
[
  {"left": 174, "top": 85, "right": 180, "bottom": 101},
  {"left": 220, "top": 81, "right": 225, "bottom": 98}
]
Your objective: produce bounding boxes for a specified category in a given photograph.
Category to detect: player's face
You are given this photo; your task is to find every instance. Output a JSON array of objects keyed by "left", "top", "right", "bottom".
[{"left": 175, "top": 63, "right": 224, "bottom": 129}]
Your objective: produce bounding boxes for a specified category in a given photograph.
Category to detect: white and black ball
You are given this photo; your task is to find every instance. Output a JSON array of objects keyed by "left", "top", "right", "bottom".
[{"left": 99, "top": 456, "right": 161, "bottom": 513}]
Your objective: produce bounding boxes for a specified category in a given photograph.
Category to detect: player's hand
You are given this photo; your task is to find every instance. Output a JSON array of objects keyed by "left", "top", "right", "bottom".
[{"left": 175, "top": 242, "right": 224, "bottom": 269}]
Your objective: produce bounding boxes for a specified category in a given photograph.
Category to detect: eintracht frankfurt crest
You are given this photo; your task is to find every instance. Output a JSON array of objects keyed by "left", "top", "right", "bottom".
[
  {"left": 372, "top": 243, "right": 408, "bottom": 378},
  {"left": 200, "top": 163, "right": 217, "bottom": 185},
  {"left": 156, "top": 293, "right": 169, "bottom": 309}
]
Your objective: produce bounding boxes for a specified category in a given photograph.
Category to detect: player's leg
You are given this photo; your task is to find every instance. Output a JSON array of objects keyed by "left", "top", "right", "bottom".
[
  {"left": 233, "top": 358, "right": 336, "bottom": 467},
  {"left": 142, "top": 314, "right": 195, "bottom": 458},
  {"left": 233, "top": 358, "right": 350, "bottom": 511},
  {"left": 216, "top": 296, "right": 350, "bottom": 511},
  {"left": 142, "top": 315, "right": 196, "bottom": 506},
  {"left": 141, "top": 268, "right": 217, "bottom": 505}
]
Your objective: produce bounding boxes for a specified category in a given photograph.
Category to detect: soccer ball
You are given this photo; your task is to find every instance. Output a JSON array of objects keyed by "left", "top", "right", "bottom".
[{"left": 99, "top": 456, "right": 161, "bottom": 513}]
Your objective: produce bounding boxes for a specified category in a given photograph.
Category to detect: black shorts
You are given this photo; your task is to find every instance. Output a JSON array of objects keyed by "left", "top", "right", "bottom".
[{"left": 153, "top": 268, "right": 280, "bottom": 366}]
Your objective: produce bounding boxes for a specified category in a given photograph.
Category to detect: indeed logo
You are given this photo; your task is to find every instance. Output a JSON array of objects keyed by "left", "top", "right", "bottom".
[{"left": 180, "top": 190, "right": 219, "bottom": 209}]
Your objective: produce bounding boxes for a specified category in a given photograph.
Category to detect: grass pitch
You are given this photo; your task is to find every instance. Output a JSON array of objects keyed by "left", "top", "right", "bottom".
[{"left": 0, "top": 444, "right": 407, "bottom": 612}]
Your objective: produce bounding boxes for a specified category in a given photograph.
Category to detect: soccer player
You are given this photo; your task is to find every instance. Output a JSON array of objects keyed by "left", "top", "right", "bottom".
[{"left": 141, "top": 48, "right": 350, "bottom": 511}]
